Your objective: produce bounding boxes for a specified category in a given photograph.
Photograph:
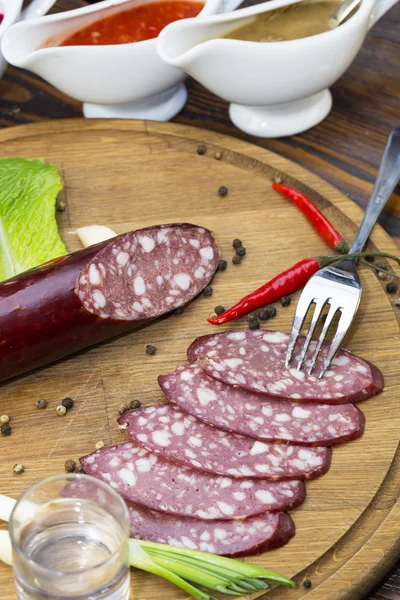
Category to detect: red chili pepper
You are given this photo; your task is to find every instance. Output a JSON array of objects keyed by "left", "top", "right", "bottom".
[
  {"left": 208, "top": 256, "right": 330, "bottom": 326},
  {"left": 272, "top": 183, "right": 349, "bottom": 254}
]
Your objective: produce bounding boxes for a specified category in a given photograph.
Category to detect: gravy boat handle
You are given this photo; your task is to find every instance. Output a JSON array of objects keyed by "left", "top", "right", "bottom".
[
  {"left": 369, "top": 0, "right": 399, "bottom": 27},
  {"left": 21, "top": 0, "right": 58, "bottom": 21}
]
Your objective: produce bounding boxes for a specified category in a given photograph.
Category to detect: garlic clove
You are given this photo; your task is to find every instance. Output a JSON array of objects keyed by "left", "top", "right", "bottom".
[{"left": 76, "top": 225, "right": 118, "bottom": 248}]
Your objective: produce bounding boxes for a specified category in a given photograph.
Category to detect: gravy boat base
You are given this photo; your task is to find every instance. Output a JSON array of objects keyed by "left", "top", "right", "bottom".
[
  {"left": 229, "top": 89, "right": 332, "bottom": 138},
  {"left": 83, "top": 83, "right": 187, "bottom": 121}
]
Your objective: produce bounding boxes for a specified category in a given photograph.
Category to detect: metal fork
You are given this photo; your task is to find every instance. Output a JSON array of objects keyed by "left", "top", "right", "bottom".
[{"left": 286, "top": 127, "right": 400, "bottom": 378}]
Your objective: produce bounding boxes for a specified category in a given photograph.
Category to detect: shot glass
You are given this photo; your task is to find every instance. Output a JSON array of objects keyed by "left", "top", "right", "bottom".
[{"left": 9, "top": 473, "right": 130, "bottom": 600}]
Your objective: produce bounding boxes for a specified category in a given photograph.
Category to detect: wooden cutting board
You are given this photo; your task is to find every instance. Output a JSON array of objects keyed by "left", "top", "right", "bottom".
[{"left": 0, "top": 119, "right": 399, "bottom": 600}]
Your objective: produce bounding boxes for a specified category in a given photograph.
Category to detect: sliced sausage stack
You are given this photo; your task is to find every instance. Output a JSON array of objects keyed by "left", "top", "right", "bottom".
[{"left": 81, "top": 329, "right": 383, "bottom": 557}]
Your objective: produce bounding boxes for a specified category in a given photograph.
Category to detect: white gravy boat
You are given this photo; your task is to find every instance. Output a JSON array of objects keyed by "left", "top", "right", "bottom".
[
  {"left": 2, "top": 0, "right": 241, "bottom": 121},
  {"left": 157, "top": 0, "right": 399, "bottom": 137},
  {"left": 0, "top": 0, "right": 57, "bottom": 78}
]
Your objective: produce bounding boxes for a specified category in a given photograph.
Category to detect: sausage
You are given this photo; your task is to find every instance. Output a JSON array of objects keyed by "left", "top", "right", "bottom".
[
  {"left": 0, "top": 223, "right": 219, "bottom": 382},
  {"left": 80, "top": 441, "right": 306, "bottom": 520},
  {"left": 62, "top": 478, "right": 296, "bottom": 557},
  {"left": 119, "top": 405, "right": 332, "bottom": 479},
  {"left": 187, "top": 329, "right": 383, "bottom": 404},
  {"left": 128, "top": 503, "right": 296, "bottom": 557},
  {"left": 158, "top": 364, "right": 365, "bottom": 446}
]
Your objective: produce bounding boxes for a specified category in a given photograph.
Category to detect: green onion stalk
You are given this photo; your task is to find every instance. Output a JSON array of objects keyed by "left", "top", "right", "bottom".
[{"left": 128, "top": 539, "right": 295, "bottom": 599}]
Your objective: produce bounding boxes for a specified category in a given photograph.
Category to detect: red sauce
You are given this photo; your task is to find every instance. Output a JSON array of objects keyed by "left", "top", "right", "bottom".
[{"left": 59, "top": 1, "right": 204, "bottom": 46}]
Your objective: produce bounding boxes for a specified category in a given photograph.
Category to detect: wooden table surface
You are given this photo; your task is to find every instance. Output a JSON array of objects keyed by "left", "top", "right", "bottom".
[{"left": 2, "top": 1, "right": 400, "bottom": 598}]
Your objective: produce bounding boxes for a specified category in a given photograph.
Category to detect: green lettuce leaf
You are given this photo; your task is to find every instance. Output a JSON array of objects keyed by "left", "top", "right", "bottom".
[{"left": 0, "top": 157, "right": 66, "bottom": 281}]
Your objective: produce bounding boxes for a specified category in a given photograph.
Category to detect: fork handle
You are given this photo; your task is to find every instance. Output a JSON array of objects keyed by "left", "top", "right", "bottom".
[{"left": 350, "top": 127, "right": 400, "bottom": 254}]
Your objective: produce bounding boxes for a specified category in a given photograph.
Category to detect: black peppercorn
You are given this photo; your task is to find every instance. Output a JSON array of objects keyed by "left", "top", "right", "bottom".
[
  {"left": 146, "top": 344, "right": 157, "bottom": 355},
  {"left": 303, "top": 580, "right": 312, "bottom": 589},
  {"left": 258, "top": 308, "right": 270, "bottom": 320},
  {"left": 174, "top": 306, "right": 185, "bottom": 315},
  {"left": 232, "top": 255, "right": 242, "bottom": 265},
  {"left": 65, "top": 459, "right": 76, "bottom": 473},
  {"left": 218, "top": 186, "right": 228, "bottom": 197},
  {"left": 36, "top": 398, "right": 48, "bottom": 409},
  {"left": 376, "top": 261, "right": 386, "bottom": 270},
  {"left": 248, "top": 316, "right": 259, "bottom": 330},
  {"left": 62, "top": 397, "right": 74, "bottom": 410},
  {"left": 214, "top": 305, "right": 225, "bottom": 316},
  {"left": 197, "top": 145, "right": 207, "bottom": 155},
  {"left": 217, "top": 259, "right": 227, "bottom": 271},
  {"left": 1, "top": 423, "right": 11, "bottom": 436},
  {"left": 280, "top": 295, "right": 291, "bottom": 307},
  {"left": 130, "top": 400, "right": 142, "bottom": 410},
  {"left": 236, "top": 246, "right": 246, "bottom": 257},
  {"left": 266, "top": 306, "right": 277, "bottom": 318},
  {"left": 203, "top": 285, "right": 213, "bottom": 297},
  {"left": 364, "top": 254, "right": 375, "bottom": 262},
  {"left": 118, "top": 403, "right": 130, "bottom": 416},
  {"left": 232, "top": 238, "right": 242, "bottom": 249},
  {"left": 386, "top": 281, "right": 397, "bottom": 294}
]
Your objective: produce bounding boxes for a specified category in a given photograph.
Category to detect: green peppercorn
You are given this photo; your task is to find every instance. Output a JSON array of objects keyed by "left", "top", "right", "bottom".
[
  {"left": 36, "top": 399, "right": 48, "bottom": 409},
  {"left": 146, "top": 344, "right": 157, "bottom": 356},
  {"left": 386, "top": 282, "right": 397, "bottom": 294},
  {"left": 232, "top": 255, "right": 242, "bottom": 265},
  {"left": 1, "top": 423, "right": 11, "bottom": 436},
  {"left": 232, "top": 238, "right": 242, "bottom": 249},
  {"left": 57, "top": 405, "right": 67, "bottom": 416},
  {"left": 218, "top": 186, "right": 228, "bottom": 197},
  {"left": 130, "top": 400, "right": 141, "bottom": 410},
  {"left": 214, "top": 306, "right": 225, "bottom": 316},
  {"left": 280, "top": 296, "right": 291, "bottom": 307},
  {"left": 62, "top": 397, "right": 74, "bottom": 410},
  {"left": 203, "top": 285, "right": 213, "bottom": 297},
  {"left": 13, "top": 463, "right": 24, "bottom": 475},
  {"left": 217, "top": 259, "right": 227, "bottom": 271},
  {"left": 236, "top": 246, "right": 246, "bottom": 257}
]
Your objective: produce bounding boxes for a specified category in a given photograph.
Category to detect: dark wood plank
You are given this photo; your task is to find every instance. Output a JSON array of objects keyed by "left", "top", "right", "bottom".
[{"left": 1, "top": 2, "right": 399, "bottom": 598}]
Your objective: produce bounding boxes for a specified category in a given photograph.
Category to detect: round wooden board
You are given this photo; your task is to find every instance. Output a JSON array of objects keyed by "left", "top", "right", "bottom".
[{"left": 0, "top": 119, "right": 399, "bottom": 600}]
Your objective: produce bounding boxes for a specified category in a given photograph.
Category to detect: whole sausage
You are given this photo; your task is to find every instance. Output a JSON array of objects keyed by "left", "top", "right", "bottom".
[{"left": 0, "top": 223, "right": 219, "bottom": 382}]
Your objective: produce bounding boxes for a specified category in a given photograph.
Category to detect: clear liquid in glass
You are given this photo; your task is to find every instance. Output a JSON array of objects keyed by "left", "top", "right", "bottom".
[{"left": 14, "top": 498, "right": 130, "bottom": 600}]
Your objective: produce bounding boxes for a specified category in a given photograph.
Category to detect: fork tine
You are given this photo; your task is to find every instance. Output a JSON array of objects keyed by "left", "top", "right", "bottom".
[
  {"left": 319, "top": 310, "right": 355, "bottom": 378},
  {"left": 285, "top": 293, "right": 315, "bottom": 367},
  {"left": 307, "top": 304, "right": 339, "bottom": 375},
  {"left": 296, "top": 300, "right": 328, "bottom": 371}
]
